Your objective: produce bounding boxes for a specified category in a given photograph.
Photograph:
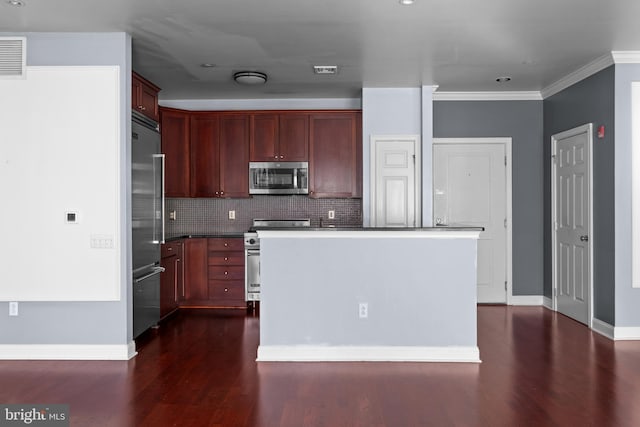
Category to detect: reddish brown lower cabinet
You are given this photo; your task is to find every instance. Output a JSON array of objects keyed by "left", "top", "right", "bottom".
[
  {"left": 160, "top": 241, "right": 183, "bottom": 319},
  {"left": 181, "top": 237, "right": 245, "bottom": 308},
  {"left": 207, "top": 237, "right": 245, "bottom": 308},
  {"left": 182, "top": 238, "right": 209, "bottom": 305}
]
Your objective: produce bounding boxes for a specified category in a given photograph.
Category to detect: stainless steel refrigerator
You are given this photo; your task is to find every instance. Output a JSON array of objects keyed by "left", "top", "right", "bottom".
[{"left": 132, "top": 110, "right": 165, "bottom": 338}]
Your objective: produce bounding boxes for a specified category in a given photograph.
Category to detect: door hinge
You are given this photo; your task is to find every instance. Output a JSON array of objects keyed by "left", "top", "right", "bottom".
[
  {"left": 551, "top": 154, "right": 556, "bottom": 163},
  {"left": 505, "top": 281, "right": 508, "bottom": 290},
  {"left": 504, "top": 218, "right": 507, "bottom": 228},
  {"left": 412, "top": 154, "right": 416, "bottom": 163},
  {"left": 504, "top": 156, "right": 507, "bottom": 166},
  {"left": 553, "top": 288, "right": 557, "bottom": 297}
]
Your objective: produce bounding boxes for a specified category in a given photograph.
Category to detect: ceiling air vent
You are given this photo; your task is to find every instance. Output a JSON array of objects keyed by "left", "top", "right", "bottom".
[{"left": 0, "top": 37, "right": 26, "bottom": 79}]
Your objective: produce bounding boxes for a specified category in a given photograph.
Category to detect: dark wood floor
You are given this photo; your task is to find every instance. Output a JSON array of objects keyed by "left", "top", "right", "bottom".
[{"left": 1, "top": 306, "right": 640, "bottom": 426}]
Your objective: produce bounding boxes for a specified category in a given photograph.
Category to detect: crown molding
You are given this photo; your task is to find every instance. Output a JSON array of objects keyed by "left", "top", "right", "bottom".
[
  {"left": 541, "top": 53, "right": 614, "bottom": 99},
  {"left": 433, "top": 91, "right": 542, "bottom": 101},
  {"left": 612, "top": 51, "right": 640, "bottom": 63}
]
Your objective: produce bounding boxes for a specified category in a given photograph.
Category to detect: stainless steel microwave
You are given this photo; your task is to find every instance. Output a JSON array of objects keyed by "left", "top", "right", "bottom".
[{"left": 249, "top": 161, "right": 309, "bottom": 195}]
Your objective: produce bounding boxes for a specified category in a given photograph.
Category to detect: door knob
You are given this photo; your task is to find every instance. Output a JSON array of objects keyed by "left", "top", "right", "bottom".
[{"left": 580, "top": 235, "right": 589, "bottom": 242}]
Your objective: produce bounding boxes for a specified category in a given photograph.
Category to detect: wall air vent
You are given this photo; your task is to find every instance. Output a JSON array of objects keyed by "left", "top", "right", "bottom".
[{"left": 0, "top": 37, "right": 26, "bottom": 79}]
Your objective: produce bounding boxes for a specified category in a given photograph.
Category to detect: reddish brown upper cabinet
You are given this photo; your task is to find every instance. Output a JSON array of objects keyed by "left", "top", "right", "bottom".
[
  {"left": 160, "top": 108, "right": 190, "bottom": 197},
  {"left": 190, "top": 113, "right": 221, "bottom": 197},
  {"left": 189, "top": 113, "right": 249, "bottom": 198},
  {"left": 132, "top": 72, "right": 160, "bottom": 122},
  {"left": 219, "top": 113, "right": 250, "bottom": 198},
  {"left": 309, "top": 112, "right": 362, "bottom": 198},
  {"left": 250, "top": 113, "right": 309, "bottom": 162}
]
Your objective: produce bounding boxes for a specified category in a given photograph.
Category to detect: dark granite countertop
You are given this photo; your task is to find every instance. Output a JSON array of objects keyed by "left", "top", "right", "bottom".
[{"left": 165, "top": 232, "right": 245, "bottom": 242}]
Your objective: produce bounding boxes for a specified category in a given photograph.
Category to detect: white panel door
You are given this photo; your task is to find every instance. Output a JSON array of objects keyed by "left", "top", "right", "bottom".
[
  {"left": 553, "top": 126, "right": 591, "bottom": 325},
  {"left": 433, "top": 143, "right": 507, "bottom": 303},
  {"left": 372, "top": 137, "right": 419, "bottom": 227}
]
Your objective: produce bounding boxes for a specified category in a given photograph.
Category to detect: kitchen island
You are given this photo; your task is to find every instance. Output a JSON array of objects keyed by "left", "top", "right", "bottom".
[{"left": 256, "top": 227, "right": 482, "bottom": 363}]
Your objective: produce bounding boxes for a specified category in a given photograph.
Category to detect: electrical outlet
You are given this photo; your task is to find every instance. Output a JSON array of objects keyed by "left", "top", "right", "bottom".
[
  {"left": 169, "top": 210, "right": 177, "bottom": 220},
  {"left": 328, "top": 210, "right": 335, "bottom": 219},
  {"left": 9, "top": 302, "right": 18, "bottom": 316},
  {"left": 359, "top": 302, "right": 368, "bottom": 318},
  {"left": 228, "top": 210, "right": 236, "bottom": 220}
]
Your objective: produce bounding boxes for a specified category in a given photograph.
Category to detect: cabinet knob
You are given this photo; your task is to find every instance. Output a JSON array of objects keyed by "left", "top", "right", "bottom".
[
  {"left": 224, "top": 271, "right": 228, "bottom": 275},
  {"left": 224, "top": 257, "right": 229, "bottom": 261},
  {"left": 224, "top": 243, "right": 228, "bottom": 247},
  {"left": 168, "top": 247, "right": 173, "bottom": 251},
  {"left": 220, "top": 191, "right": 224, "bottom": 195},
  {"left": 224, "top": 288, "right": 229, "bottom": 292}
]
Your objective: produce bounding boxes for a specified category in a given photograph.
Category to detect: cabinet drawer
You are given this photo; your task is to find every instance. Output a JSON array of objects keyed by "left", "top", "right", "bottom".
[
  {"left": 208, "top": 238, "right": 244, "bottom": 251},
  {"left": 208, "top": 265, "right": 244, "bottom": 280},
  {"left": 162, "top": 241, "right": 183, "bottom": 258},
  {"left": 209, "top": 280, "right": 245, "bottom": 300},
  {"left": 208, "top": 252, "right": 244, "bottom": 266}
]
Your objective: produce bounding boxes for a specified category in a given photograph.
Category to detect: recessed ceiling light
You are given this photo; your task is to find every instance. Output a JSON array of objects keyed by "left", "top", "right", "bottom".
[
  {"left": 233, "top": 71, "right": 267, "bottom": 85},
  {"left": 313, "top": 65, "right": 338, "bottom": 75},
  {"left": 200, "top": 63, "right": 216, "bottom": 68},
  {"left": 496, "top": 76, "right": 512, "bottom": 83},
  {"left": 399, "top": 0, "right": 415, "bottom": 5},
  {"left": 6, "top": 0, "right": 26, "bottom": 6}
]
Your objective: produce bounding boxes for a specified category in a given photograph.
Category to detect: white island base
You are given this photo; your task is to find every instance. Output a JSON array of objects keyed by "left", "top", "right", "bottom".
[{"left": 256, "top": 228, "right": 482, "bottom": 363}]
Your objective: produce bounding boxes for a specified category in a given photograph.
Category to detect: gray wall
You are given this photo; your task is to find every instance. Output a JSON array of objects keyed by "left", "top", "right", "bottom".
[
  {"left": 260, "top": 235, "right": 478, "bottom": 347},
  {"left": 0, "top": 33, "right": 131, "bottom": 345},
  {"left": 543, "top": 66, "right": 615, "bottom": 324},
  {"left": 433, "top": 101, "right": 544, "bottom": 296}
]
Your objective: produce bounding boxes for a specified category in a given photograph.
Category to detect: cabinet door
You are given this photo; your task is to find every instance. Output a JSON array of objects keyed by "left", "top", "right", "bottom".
[
  {"left": 140, "top": 83, "right": 159, "bottom": 121},
  {"left": 279, "top": 113, "right": 309, "bottom": 161},
  {"left": 183, "top": 238, "right": 208, "bottom": 303},
  {"left": 250, "top": 113, "right": 278, "bottom": 161},
  {"left": 161, "top": 108, "right": 190, "bottom": 197},
  {"left": 132, "top": 73, "right": 160, "bottom": 121},
  {"left": 309, "top": 112, "right": 359, "bottom": 198},
  {"left": 160, "top": 254, "right": 177, "bottom": 318},
  {"left": 219, "top": 113, "right": 250, "bottom": 198},
  {"left": 190, "top": 114, "right": 221, "bottom": 197}
]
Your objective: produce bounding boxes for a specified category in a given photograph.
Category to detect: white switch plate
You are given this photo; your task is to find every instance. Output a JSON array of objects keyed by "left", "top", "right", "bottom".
[
  {"left": 90, "top": 235, "right": 114, "bottom": 249},
  {"left": 9, "top": 302, "right": 18, "bottom": 316},
  {"left": 228, "top": 210, "right": 236, "bottom": 220},
  {"left": 169, "top": 210, "right": 177, "bottom": 220},
  {"left": 328, "top": 210, "right": 335, "bottom": 219}
]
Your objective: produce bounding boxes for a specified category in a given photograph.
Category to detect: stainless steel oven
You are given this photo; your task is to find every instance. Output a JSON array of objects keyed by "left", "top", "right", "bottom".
[{"left": 244, "top": 219, "right": 311, "bottom": 302}]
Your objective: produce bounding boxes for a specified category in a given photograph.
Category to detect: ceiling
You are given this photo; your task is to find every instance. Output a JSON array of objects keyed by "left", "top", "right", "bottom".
[{"left": 3, "top": 0, "right": 640, "bottom": 100}]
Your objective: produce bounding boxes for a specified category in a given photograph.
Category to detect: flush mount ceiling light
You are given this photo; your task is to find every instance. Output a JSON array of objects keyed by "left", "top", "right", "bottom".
[
  {"left": 399, "top": 0, "right": 415, "bottom": 5},
  {"left": 6, "top": 0, "right": 26, "bottom": 6},
  {"left": 233, "top": 71, "right": 267, "bottom": 85},
  {"left": 313, "top": 65, "right": 338, "bottom": 75},
  {"left": 496, "top": 76, "right": 512, "bottom": 83}
]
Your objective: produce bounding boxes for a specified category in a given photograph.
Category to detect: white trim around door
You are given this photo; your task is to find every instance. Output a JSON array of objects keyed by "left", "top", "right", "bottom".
[{"left": 433, "top": 138, "right": 513, "bottom": 304}]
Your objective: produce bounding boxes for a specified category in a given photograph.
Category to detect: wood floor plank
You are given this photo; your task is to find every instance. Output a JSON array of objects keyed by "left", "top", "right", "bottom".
[{"left": 1, "top": 307, "right": 640, "bottom": 426}]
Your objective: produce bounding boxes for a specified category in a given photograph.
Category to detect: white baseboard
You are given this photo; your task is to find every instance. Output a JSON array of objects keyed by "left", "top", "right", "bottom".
[
  {"left": 510, "top": 295, "right": 544, "bottom": 306},
  {"left": 591, "top": 319, "right": 640, "bottom": 341},
  {"left": 257, "top": 345, "right": 481, "bottom": 363},
  {"left": 592, "top": 318, "right": 615, "bottom": 339},
  {"left": 0, "top": 341, "right": 137, "bottom": 360},
  {"left": 543, "top": 296, "right": 553, "bottom": 309}
]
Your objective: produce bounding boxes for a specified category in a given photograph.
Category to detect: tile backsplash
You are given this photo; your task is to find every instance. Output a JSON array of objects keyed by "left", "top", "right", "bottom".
[{"left": 165, "top": 196, "right": 362, "bottom": 237}]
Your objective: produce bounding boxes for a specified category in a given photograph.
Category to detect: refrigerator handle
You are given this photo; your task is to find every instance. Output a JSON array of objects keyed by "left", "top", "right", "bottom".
[
  {"left": 133, "top": 266, "right": 165, "bottom": 283},
  {"left": 160, "top": 153, "right": 166, "bottom": 244},
  {"left": 152, "top": 154, "right": 166, "bottom": 244}
]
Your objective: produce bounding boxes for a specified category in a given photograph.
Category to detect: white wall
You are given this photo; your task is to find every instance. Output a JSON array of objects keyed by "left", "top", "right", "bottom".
[
  {"left": 0, "top": 33, "right": 132, "bottom": 359},
  {"left": 361, "top": 87, "right": 434, "bottom": 226}
]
